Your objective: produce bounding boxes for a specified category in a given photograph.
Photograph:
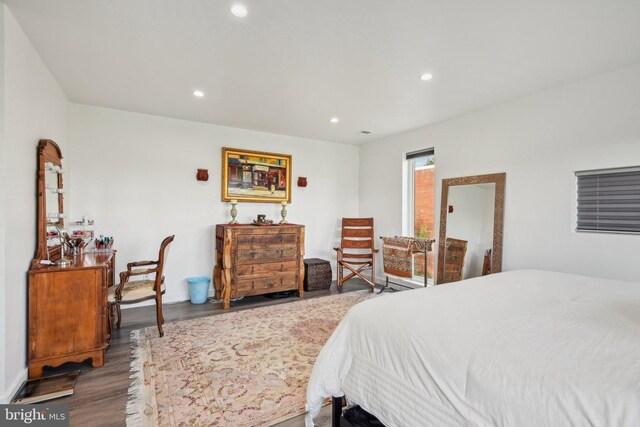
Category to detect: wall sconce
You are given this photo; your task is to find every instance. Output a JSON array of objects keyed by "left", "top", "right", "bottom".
[
  {"left": 196, "top": 169, "right": 209, "bottom": 182},
  {"left": 297, "top": 177, "right": 307, "bottom": 187}
]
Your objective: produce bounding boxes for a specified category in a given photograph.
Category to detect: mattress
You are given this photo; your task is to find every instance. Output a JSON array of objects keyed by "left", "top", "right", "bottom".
[{"left": 305, "top": 270, "right": 640, "bottom": 426}]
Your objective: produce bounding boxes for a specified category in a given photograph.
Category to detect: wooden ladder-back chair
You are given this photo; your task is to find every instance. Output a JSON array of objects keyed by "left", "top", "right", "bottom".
[
  {"left": 109, "top": 235, "right": 174, "bottom": 337},
  {"left": 334, "top": 218, "right": 378, "bottom": 291}
]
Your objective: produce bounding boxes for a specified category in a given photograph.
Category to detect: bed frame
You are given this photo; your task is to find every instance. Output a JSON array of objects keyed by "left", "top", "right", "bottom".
[
  {"left": 332, "top": 396, "right": 384, "bottom": 426},
  {"left": 332, "top": 397, "right": 342, "bottom": 427}
]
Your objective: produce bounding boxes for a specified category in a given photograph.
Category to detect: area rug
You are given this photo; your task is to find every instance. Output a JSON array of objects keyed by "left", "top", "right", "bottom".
[{"left": 126, "top": 291, "right": 373, "bottom": 426}]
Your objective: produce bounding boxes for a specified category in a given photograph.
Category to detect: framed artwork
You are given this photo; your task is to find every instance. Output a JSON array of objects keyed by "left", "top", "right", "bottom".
[{"left": 221, "top": 147, "right": 292, "bottom": 203}]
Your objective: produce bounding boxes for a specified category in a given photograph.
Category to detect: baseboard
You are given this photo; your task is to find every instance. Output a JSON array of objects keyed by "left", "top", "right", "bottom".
[
  {"left": 120, "top": 290, "right": 214, "bottom": 309},
  {"left": 0, "top": 367, "right": 28, "bottom": 404},
  {"left": 163, "top": 291, "right": 204, "bottom": 304},
  {"left": 122, "top": 275, "right": 349, "bottom": 309},
  {"left": 121, "top": 268, "right": 341, "bottom": 309}
]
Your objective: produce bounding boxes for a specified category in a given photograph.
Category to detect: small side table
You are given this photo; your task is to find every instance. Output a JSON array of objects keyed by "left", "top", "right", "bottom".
[{"left": 303, "top": 258, "right": 332, "bottom": 291}]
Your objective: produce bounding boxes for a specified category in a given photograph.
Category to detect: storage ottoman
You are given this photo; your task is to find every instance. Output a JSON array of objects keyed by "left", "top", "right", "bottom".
[{"left": 303, "top": 258, "right": 332, "bottom": 291}]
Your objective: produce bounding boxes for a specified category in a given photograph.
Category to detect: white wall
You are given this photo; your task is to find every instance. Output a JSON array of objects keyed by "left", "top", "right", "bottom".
[
  {"left": 360, "top": 63, "right": 640, "bottom": 283},
  {"left": 0, "top": 4, "right": 68, "bottom": 402},
  {"left": 67, "top": 104, "right": 359, "bottom": 303}
]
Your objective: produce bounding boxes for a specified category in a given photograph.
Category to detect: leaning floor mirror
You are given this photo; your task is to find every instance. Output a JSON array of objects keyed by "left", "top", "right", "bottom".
[{"left": 437, "top": 173, "right": 506, "bottom": 284}]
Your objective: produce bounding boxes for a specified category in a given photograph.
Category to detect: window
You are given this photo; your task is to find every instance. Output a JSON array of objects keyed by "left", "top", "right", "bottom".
[
  {"left": 576, "top": 166, "right": 640, "bottom": 234},
  {"left": 403, "top": 148, "right": 435, "bottom": 283}
]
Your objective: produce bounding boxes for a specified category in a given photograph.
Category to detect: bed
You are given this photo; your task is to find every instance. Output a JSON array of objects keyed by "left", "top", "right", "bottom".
[{"left": 305, "top": 270, "right": 640, "bottom": 426}]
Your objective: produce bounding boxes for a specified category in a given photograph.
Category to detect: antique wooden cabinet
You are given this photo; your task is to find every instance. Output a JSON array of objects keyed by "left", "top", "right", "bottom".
[
  {"left": 28, "top": 253, "right": 115, "bottom": 379},
  {"left": 214, "top": 224, "right": 305, "bottom": 309}
]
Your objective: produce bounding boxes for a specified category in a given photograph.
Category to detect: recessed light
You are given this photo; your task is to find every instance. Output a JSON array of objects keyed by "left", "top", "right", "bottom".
[
  {"left": 231, "top": 4, "right": 248, "bottom": 17},
  {"left": 330, "top": 117, "right": 339, "bottom": 124},
  {"left": 193, "top": 90, "right": 204, "bottom": 98},
  {"left": 420, "top": 73, "right": 433, "bottom": 81}
]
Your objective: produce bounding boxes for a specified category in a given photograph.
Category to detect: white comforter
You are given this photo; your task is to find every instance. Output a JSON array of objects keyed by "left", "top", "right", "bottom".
[{"left": 306, "top": 270, "right": 640, "bottom": 426}]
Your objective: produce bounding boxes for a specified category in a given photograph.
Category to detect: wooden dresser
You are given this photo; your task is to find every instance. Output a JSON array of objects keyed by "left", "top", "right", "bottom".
[
  {"left": 214, "top": 224, "right": 305, "bottom": 309},
  {"left": 28, "top": 252, "right": 116, "bottom": 378},
  {"left": 443, "top": 237, "right": 468, "bottom": 283}
]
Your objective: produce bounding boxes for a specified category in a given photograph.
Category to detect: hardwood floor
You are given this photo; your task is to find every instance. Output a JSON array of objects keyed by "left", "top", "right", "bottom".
[{"left": 45, "top": 280, "right": 375, "bottom": 427}]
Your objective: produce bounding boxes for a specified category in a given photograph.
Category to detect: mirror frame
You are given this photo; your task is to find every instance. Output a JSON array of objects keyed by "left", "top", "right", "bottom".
[
  {"left": 33, "top": 139, "right": 64, "bottom": 265},
  {"left": 437, "top": 172, "right": 506, "bottom": 284}
]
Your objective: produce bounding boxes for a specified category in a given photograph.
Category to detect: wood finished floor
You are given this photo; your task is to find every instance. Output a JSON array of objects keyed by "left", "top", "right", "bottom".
[{"left": 46, "top": 280, "right": 375, "bottom": 427}]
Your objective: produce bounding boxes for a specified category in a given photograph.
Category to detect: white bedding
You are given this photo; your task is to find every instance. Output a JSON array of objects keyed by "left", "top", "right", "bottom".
[{"left": 305, "top": 270, "right": 640, "bottom": 426}]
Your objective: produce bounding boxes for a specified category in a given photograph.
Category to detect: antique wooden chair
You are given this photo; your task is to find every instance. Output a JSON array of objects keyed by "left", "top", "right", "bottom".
[
  {"left": 334, "top": 218, "right": 378, "bottom": 291},
  {"left": 108, "top": 235, "right": 174, "bottom": 337}
]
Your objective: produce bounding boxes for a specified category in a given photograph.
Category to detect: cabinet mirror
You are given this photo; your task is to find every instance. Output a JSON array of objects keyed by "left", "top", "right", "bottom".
[{"left": 45, "top": 167, "right": 60, "bottom": 223}]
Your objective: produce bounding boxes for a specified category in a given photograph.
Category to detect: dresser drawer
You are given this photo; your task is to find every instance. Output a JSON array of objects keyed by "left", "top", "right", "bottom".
[
  {"left": 235, "top": 247, "right": 298, "bottom": 264},
  {"left": 236, "top": 260, "right": 298, "bottom": 277},
  {"left": 236, "top": 273, "right": 298, "bottom": 295},
  {"left": 237, "top": 233, "right": 298, "bottom": 247}
]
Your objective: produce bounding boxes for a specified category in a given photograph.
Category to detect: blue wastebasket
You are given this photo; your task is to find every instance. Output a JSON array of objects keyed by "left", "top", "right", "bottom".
[{"left": 187, "top": 276, "right": 211, "bottom": 304}]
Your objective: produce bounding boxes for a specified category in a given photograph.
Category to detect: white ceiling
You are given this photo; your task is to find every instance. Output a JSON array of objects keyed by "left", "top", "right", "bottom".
[{"left": 5, "top": 0, "right": 640, "bottom": 145}]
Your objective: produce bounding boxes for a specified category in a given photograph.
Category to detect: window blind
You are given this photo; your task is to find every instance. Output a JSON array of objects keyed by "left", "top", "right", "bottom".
[
  {"left": 576, "top": 166, "right": 640, "bottom": 234},
  {"left": 405, "top": 148, "right": 434, "bottom": 160}
]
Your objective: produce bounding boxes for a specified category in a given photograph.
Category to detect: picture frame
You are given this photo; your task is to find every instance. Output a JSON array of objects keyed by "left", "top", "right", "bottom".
[{"left": 221, "top": 147, "right": 292, "bottom": 203}]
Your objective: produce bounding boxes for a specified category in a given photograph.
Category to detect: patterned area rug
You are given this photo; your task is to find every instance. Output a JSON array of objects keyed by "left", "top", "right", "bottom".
[{"left": 126, "top": 291, "right": 373, "bottom": 426}]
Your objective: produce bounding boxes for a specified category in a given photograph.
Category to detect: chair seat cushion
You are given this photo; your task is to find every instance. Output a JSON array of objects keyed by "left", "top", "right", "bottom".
[{"left": 108, "top": 280, "right": 165, "bottom": 302}]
